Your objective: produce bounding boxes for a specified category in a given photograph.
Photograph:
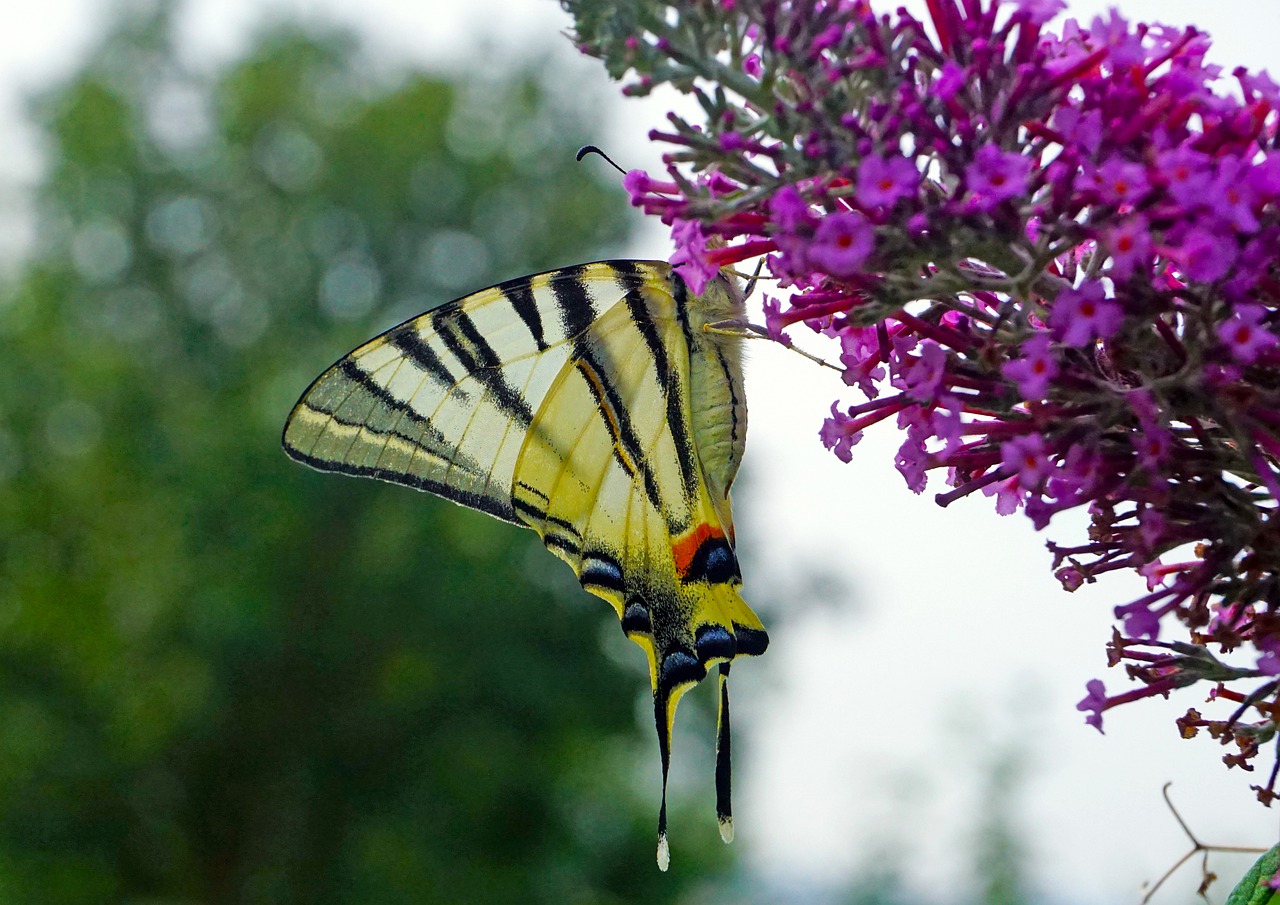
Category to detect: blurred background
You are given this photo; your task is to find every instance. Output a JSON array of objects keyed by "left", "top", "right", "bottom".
[{"left": 0, "top": 1, "right": 1278, "bottom": 903}]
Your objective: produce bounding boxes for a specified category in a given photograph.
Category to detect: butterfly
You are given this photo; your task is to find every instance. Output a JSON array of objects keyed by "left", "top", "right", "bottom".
[{"left": 282, "top": 260, "right": 767, "bottom": 869}]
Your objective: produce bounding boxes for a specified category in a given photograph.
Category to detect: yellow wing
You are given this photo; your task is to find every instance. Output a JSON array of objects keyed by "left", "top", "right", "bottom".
[{"left": 282, "top": 261, "right": 767, "bottom": 868}]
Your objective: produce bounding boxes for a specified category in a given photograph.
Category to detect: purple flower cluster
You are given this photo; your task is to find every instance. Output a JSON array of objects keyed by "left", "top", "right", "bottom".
[{"left": 569, "top": 0, "right": 1280, "bottom": 801}]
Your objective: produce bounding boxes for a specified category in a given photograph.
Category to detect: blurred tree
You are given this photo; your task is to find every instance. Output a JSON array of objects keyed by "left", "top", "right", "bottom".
[{"left": 0, "top": 5, "right": 730, "bottom": 902}]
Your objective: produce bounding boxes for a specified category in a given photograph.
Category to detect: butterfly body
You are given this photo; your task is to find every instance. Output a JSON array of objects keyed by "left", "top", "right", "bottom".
[{"left": 283, "top": 260, "right": 766, "bottom": 867}]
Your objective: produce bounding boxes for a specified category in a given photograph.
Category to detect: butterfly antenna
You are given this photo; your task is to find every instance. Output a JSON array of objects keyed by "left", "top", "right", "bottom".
[{"left": 576, "top": 145, "right": 628, "bottom": 176}]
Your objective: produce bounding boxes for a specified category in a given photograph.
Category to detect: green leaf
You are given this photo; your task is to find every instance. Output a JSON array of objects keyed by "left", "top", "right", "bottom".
[{"left": 1226, "top": 844, "right": 1280, "bottom": 905}]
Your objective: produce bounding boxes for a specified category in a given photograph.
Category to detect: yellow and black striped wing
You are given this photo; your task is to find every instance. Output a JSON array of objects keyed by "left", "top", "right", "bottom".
[
  {"left": 282, "top": 266, "right": 602, "bottom": 523},
  {"left": 282, "top": 260, "right": 767, "bottom": 868}
]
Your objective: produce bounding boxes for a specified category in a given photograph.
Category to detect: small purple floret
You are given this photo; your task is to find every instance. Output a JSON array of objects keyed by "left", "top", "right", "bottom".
[
  {"left": 806, "top": 212, "right": 874, "bottom": 278},
  {"left": 965, "top": 145, "right": 1031, "bottom": 210},
  {"left": 1077, "top": 679, "right": 1108, "bottom": 733},
  {"left": 1050, "top": 281, "right": 1123, "bottom": 347}
]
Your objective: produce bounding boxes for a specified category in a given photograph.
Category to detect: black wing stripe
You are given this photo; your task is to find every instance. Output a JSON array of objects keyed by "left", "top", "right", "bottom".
[
  {"left": 713, "top": 343, "right": 744, "bottom": 474},
  {"left": 573, "top": 345, "right": 665, "bottom": 513},
  {"left": 292, "top": 404, "right": 445, "bottom": 454},
  {"left": 551, "top": 264, "right": 599, "bottom": 339},
  {"left": 574, "top": 360, "right": 639, "bottom": 479},
  {"left": 513, "top": 483, "right": 584, "bottom": 541},
  {"left": 501, "top": 276, "right": 548, "bottom": 351},
  {"left": 434, "top": 309, "right": 535, "bottom": 426},
  {"left": 544, "top": 532, "right": 582, "bottom": 558},
  {"left": 387, "top": 327, "right": 466, "bottom": 397},
  {"left": 553, "top": 263, "right": 673, "bottom": 515},
  {"left": 287, "top": 402, "right": 495, "bottom": 493},
  {"left": 285, "top": 447, "right": 520, "bottom": 523},
  {"left": 322, "top": 361, "right": 440, "bottom": 433},
  {"left": 622, "top": 284, "right": 700, "bottom": 500}
]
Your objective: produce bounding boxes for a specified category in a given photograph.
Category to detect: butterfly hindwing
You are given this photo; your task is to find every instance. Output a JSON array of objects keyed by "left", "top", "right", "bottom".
[{"left": 283, "top": 260, "right": 767, "bottom": 867}]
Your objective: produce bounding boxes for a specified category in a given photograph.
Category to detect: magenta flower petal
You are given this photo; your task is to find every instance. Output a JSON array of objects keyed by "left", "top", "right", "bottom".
[
  {"left": 856, "top": 154, "right": 919, "bottom": 208},
  {"left": 669, "top": 218, "right": 718, "bottom": 295},
  {"left": 1049, "top": 282, "right": 1123, "bottom": 347},
  {"left": 1001, "top": 332, "right": 1058, "bottom": 399},
  {"left": 1076, "top": 679, "right": 1108, "bottom": 733},
  {"left": 806, "top": 212, "right": 874, "bottom": 279},
  {"left": 1217, "top": 303, "right": 1278, "bottom": 364},
  {"left": 965, "top": 145, "right": 1031, "bottom": 210}
]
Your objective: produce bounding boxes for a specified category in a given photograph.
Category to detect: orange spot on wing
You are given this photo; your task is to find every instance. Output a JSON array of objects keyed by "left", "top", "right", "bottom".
[{"left": 672, "top": 523, "right": 724, "bottom": 579}]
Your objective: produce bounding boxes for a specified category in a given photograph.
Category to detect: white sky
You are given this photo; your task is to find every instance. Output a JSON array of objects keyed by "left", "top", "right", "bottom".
[{"left": 3, "top": 1, "right": 1280, "bottom": 903}]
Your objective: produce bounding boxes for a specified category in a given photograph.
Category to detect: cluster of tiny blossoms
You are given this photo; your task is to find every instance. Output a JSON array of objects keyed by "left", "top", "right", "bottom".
[{"left": 565, "top": 0, "right": 1280, "bottom": 798}]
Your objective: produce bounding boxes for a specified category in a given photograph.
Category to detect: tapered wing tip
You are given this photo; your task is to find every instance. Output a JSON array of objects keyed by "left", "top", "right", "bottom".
[
  {"left": 718, "top": 816, "right": 734, "bottom": 844},
  {"left": 657, "top": 833, "right": 670, "bottom": 871}
]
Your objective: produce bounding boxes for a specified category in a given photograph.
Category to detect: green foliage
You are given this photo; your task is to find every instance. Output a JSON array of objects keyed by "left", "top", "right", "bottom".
[
  {"left": 0, "top": 7, "right": 728, "bottom": 902},
  {"left": 1228, "top": 845, "right": 1280, "bottom": 905}
]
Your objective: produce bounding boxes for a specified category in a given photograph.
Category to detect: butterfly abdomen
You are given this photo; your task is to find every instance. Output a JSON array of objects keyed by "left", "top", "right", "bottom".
[{"left": 677, "top": 272, "right": 748, "bottom": 507}]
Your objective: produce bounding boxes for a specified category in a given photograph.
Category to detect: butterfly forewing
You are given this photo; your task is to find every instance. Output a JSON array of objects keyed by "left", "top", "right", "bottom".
[{"left": 283, "top": 266, "right": 617, "bottom": 520}]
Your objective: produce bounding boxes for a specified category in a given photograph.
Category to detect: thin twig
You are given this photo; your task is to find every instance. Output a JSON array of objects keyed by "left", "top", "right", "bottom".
[{"left": 1140, "top": 783, "right": 1269, "bottom": 904}]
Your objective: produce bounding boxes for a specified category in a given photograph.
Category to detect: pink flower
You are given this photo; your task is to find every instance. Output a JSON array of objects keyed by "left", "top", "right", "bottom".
[
  {"left": 769, "top": 184, "right": 814, "bottom": 233},
  {"left": 1090, "top": 10, "right": 1145, "bottom": 68},
  {"left": 1001, "top": 432, "right": 1052, "bottom": 490},
  {"left": 982, "top": 475, "right": 1024, "bottom": 515},
  {"left": 1089, "top": 156, "right": 1150, "bottom": 207},
  {"left": 1248, "top": 151, "right": 1280, "bottom": 202},
  {"left": 623, "top": 169, "right": 678, "bottom": 206},
  {"left": 1057, "top": 566, "right": 1085, "bottom": 591},
  {"left": 1258, "top": 635, "right": 1280, "bottom": 676},
  {"left": 1104, "top": 215, "right": 1152, "bottom": 281},
  {"left": 898, "top": 342, "right": 947, "bottom": 402},
  {"left": 806, "top": 212, "right": 874, "bottom": 278},
  {"left": 856, "top": 154, "right": 919, "bottom": 208},
  {"left": 597, "top": 0, "right": 1280, "bottom": 801},
  {"left": 669, "top": 218, "right": 718, "bottom": 295},
  {"left": 1050, "top": 106, "right": 1102, "bottom": 156},
  {"left": 1217, "top": 303, "right": 1278, "bottom": 364},
  {"left": 1010, "top": 0, "right": 1067, "bottom": 25},
  {"left": 895, "top": 433, "right": 929, "bottom": 493},
  {"left": 1115, "top": 599, "right": 1161, "bottom": 640},
  {"left": 1135, "top": 420, "right": 1172, "bottom": 471},
  {"left": 810, "top": 24, "right": 844, "bottom": 54},
  {"left": 819, "top": 403, "right": 862, "bottom": 463},
  {"left": 934, "top": 60, "right": 965, "bottom": 100},
  {"left": 1158, "top": 145, "right": 1215, "bottom": 208},
  {"left": 965, "top": 145, "right": 1032, "bottom": 210},
  {"left": 1049, "top": 281, "right": 1123, "bottom": 347},
  {"left": 1175, "top": 227, "right": 1238, "bottom": 283},
  {"left": 1077, "top": 679, "right": 1108, "bottom": 732},
  {"left": 1048, "top": 443, "right": 1101, "bottom": 500},
  {"left": 838, "top": 327, "right": 886, "bottom": 397},
  {"left": 1001, "top": 332, "right": 1058, "bottom": 399},
  {"left": 1208, "top": 158, "right": 1261, "bottom": 234}
]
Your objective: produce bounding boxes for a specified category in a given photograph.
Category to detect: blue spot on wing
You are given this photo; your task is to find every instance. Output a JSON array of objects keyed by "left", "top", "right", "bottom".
[
  {"left": 659, "top": 649, "right": 705, "bottom": 692},
  {"left": 695, "top": 624, "right": 736, "bottom": 664}
]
